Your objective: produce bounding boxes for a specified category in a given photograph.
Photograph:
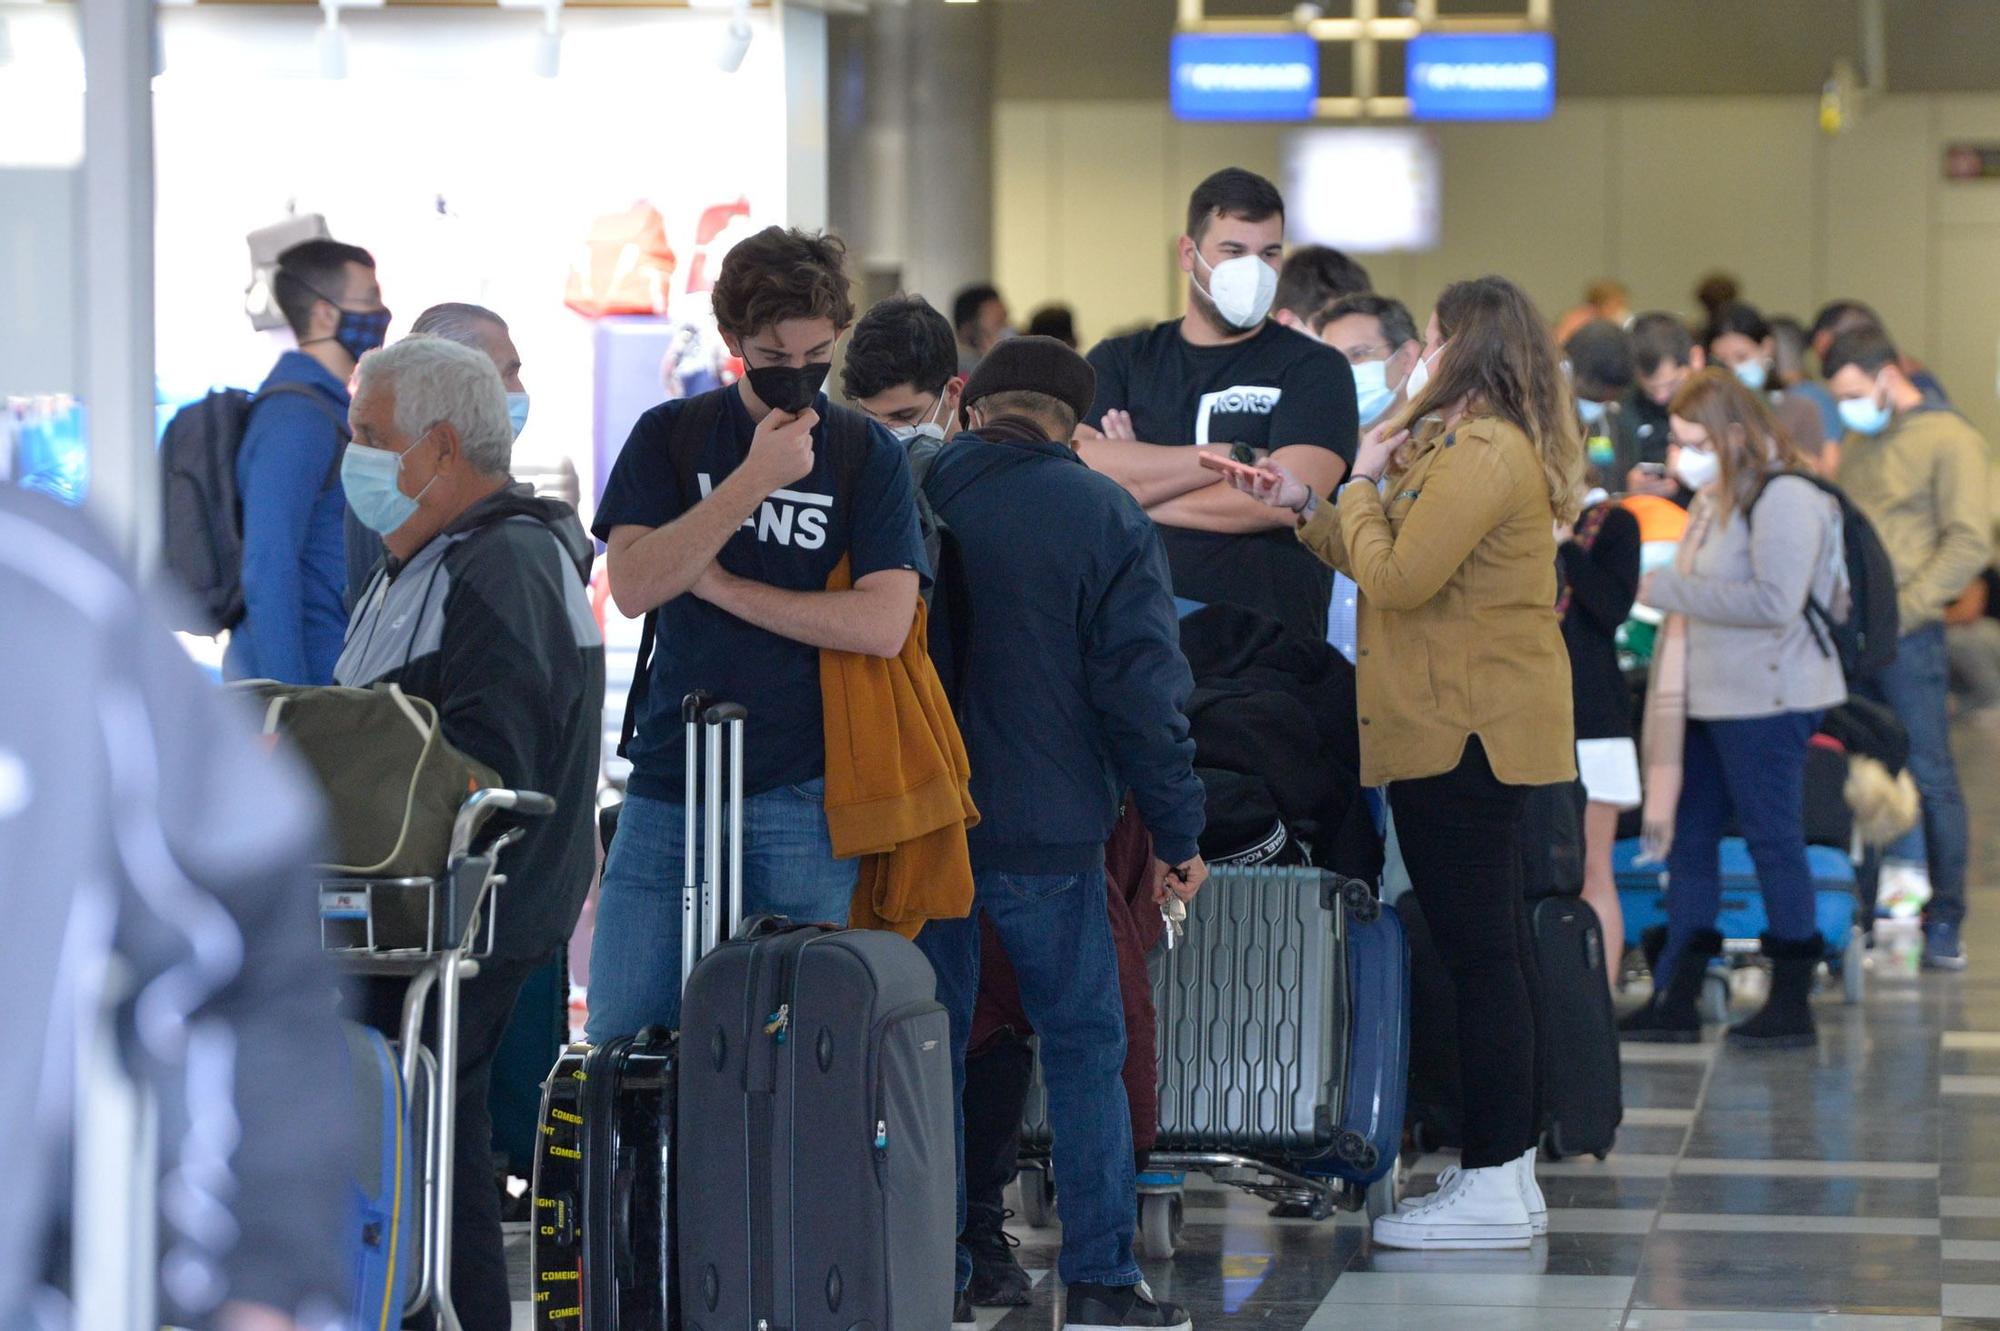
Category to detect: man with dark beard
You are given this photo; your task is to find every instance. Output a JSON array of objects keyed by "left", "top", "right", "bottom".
[{"left": 1076, "top": 168, "right": 1357, "bottom": 640}]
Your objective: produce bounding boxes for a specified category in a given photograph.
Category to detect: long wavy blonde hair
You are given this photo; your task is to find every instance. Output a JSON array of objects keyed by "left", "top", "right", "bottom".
[{"left": 1393, "top": 276, "right": 1587, "bottom": 524}]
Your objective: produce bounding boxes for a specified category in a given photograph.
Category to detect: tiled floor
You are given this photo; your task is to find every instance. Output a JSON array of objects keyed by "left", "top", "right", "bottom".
[{"left": 508, "top": 722, "right": 2000, "bottom": 1329}]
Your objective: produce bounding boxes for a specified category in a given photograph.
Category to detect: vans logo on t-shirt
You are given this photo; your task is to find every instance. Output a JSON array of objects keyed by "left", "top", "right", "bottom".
[
  {"left": 698, "top": 474, "right": 833, "bottom": 550},
  {"left": 1195, "top": 384, "right": 1282, "bottom": 445}
]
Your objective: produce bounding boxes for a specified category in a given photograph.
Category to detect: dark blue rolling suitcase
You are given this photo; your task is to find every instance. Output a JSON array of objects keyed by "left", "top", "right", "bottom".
[{"left": 674, "top": 707, "right": 957, "bottom": 1331}]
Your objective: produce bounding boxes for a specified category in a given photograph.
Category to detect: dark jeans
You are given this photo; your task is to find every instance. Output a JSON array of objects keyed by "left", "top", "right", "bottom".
[
  {"left": 1859, "top": 623, "right": 1970, "bottom": 927},
  {"left": 1656, "top": 712, "right": 1821, "bottom": 982},
  {"left": 917, "top": 867, "right": 1141, "bottom": 1290},
  {"left": 1389, "top": 737, "right": 1536, "bottom": 1170},
  {"left": 355, "top": 952, "right": 540, "bottom": 1331}
]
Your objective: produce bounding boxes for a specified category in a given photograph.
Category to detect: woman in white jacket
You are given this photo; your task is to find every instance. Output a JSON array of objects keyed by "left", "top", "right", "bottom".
[{"left": 1620, "top": 368, "right": 1847, "bottom": 1050}]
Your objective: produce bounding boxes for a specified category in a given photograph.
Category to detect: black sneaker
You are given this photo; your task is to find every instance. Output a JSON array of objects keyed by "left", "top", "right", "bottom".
[
  {"left": 963, "top": 1211, "right": 1031, "bottom": 1306},
  {"left": 1064, "top": 1280, "right": 1193, "bottom": 1330},
  {"left": 952, "top": 1289, "right": 977, "bottom": 1330},
  {"left": 964, "top": 1215, "right": 1032, "bottom": 1303}
]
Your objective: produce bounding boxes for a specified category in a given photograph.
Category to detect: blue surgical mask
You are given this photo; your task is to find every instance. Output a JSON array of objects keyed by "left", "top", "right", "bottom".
[
  {"left": 341, "top": 434, "right": 438, "bottom": 535},
  {"left": 1839, "top": 392, "right": 1894, "bottom": 437},
  {"left": 507, "top": 391, "right": 531, "bottom": 440},
  {"left": 1732, "top": 360, "right": 1770, "bottom": 392},
  {"left": 1576, "top": 396, "right": 1609, "bottom": 426},
  {"left": 1350, "top": 359, "right": 1396, "bottom": 426}
]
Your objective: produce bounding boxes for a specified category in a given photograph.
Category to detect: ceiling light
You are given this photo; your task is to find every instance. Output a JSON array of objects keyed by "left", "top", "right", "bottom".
[
  {"left": 317, "top": 2, "right": 347, "bottom": 80},
  {"left": 715, "top": 0, "right": 751, "bottom": 72}
]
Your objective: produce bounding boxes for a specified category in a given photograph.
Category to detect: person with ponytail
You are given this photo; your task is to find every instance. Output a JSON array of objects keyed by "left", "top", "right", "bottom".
[
  {"left": 1218, "top": 275, "right": 1583, "bottom": 1251},
  {"left": 1619, "top": 368, "right": 1847, "bottom": 1049}
]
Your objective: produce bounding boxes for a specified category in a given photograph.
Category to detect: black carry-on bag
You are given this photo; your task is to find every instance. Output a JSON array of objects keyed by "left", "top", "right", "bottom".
[
  {"left": 532, "top": 693, "right": 729, "bottom": 1331},
  {"left": 675, "top": 713, "right": 957, "bottom": 1330},
  {"left": 1403, "top": 780, "right": 1622, "bottom": 1160}
]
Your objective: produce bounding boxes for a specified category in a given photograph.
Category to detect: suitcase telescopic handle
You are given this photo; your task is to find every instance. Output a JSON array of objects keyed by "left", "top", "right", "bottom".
[
  {"left": 680, "top": 691, "right": 714, "bottom": 991},
  {"left": 703, "top": 703, "right": 748, "bottom": 945}
]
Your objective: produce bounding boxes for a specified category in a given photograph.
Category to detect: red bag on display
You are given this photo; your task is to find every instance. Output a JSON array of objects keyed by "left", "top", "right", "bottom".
[{"left": 565, "top": 203, "right": 678, "bottom": 317}]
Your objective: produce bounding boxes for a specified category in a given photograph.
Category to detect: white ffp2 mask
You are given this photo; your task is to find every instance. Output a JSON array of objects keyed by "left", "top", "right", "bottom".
[{"left": 1194, "top": 251, "right": 1278, "bottom": 331}]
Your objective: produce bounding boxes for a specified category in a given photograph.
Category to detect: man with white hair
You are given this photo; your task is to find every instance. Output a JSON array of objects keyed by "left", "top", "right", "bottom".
[
  {"left": 335, "top": 334, "right": 605, "bottom": 1331},
  {"left": 343, "top": 302, "right": 533, "bottom": 603}
]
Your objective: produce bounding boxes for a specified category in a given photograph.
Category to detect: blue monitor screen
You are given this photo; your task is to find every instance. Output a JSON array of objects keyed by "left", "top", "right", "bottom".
[
  {"left": 1171, "top": 33, "right": 1319, "bottom": 123},
  {"left": 1406, "top": 32, "right": 1556, "bottom": 122}
]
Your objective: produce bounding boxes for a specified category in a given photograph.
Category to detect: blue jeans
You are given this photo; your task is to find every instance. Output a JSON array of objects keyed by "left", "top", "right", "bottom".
[
  {"left": 917, "top": 868, "right": 1140, "bottom": 1291},
  {"left": 1658, "top": 712, "right": 1821, "bottom": 982},
  {"left": 584, "top": 781, "right": 858, "bottom": 1039},
  {"left": 1860, "top": 623, "right": 1969, "bottom": 927}
]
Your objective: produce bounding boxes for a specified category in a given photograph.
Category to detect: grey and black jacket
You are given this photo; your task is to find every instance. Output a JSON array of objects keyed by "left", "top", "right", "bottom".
[
  {"left": 0, "top": 487, "right": 352, "bottom": 1330},
  {"left": 335, "top": 484, "right": 606, "bottom": 963}
]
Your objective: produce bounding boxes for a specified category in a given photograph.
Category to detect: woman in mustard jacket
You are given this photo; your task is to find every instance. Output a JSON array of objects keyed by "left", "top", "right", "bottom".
[{"left": 1222, "top": 276, "right": 1585, "bottom": 1251}]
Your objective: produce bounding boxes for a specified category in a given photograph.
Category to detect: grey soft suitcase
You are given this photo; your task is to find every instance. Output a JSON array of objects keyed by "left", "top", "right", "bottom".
[{"left": 675, "top": 707, "right": 956, "bottom": 1331}]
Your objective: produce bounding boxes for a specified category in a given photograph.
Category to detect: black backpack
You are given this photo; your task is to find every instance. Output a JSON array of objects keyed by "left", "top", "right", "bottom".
[
  {"left": 159, "top": 385, "right": 349, "bottom": 634},
  {"left": 616, "top": 394, "right": 967, "bottom": 757},
  {"left": 1748, "top": 471, "right": 1899, "bottom": 682}
]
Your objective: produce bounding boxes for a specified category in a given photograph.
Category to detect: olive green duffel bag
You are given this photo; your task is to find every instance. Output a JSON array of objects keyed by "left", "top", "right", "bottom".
[{"left": 236, "top": 680, "right": 500, "bottom": 878}]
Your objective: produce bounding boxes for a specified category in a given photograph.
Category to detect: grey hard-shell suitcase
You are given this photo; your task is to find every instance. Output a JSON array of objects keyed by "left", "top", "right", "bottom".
[
  {"left": 1154, "top": 866, "right": 1406, "bottom": 1177},
  {"left": 675, "top": 711, "right": 956, "bottom": 1330}
]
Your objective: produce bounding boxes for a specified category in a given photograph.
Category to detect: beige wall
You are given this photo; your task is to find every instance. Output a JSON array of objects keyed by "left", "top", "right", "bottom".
[{"left": 994, "top": 94, "right": 2000, "bottom": 443}]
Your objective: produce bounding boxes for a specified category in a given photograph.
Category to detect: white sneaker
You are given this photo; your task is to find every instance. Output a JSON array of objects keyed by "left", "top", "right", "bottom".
[
  {"left": 1372, "top": 1162, "right": 1533, "bottom": 1250},
  {"left": 1517, "top": 1147, "right": 1547, "bottom": 1237}
]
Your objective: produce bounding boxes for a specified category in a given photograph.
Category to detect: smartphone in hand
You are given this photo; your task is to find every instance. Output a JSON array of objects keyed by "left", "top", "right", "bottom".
[{"left": 1197, "top": 452, "right": 1272, "bottom": 485}]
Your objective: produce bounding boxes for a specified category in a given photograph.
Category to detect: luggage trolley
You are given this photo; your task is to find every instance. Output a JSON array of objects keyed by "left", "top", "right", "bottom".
[{"left": 320, "top": 786, "right": 556, "bottom": 1331}]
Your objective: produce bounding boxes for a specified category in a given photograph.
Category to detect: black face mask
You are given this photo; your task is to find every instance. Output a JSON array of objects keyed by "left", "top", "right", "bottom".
[{"left": 745, "top": 360, "right": 832, "bottom": 415}]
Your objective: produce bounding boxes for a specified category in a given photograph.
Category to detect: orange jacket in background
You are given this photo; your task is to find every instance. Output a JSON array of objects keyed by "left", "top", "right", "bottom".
[{"left": 820, "top": 555, "right": 979, "bottom": 938}]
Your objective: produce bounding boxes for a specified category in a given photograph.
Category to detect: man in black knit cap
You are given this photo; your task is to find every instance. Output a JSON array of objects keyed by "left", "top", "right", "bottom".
[{"left": 919, "top": 335, "right": 1206, "bottom": 1331}]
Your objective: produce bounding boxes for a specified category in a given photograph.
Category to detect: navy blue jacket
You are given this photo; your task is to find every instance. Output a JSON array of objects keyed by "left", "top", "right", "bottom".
[
  {"left": 225, "top": 351, "right": 349, "bottom": 684},
  {"left": 924, "top": 425, "right": 1204, "bottom": 873}
]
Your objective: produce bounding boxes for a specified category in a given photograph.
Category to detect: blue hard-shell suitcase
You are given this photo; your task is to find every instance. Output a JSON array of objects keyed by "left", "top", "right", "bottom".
[
  {"left": 1614, "top": 836, "right": 1860, "bottom": 953},
  {"left": 343, "top": 1021, "right": 416, "bottom": 1331}
]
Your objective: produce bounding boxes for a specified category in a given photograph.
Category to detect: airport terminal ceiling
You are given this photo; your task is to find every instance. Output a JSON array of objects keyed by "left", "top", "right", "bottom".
[{"left": 994, "top": 0, "right": 2000, "bottom": 100}]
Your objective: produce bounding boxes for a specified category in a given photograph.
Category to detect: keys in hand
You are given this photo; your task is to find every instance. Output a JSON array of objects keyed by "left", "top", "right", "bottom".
[{"left": 1161, "top": 894, "right": 1187, "bottom": 950}]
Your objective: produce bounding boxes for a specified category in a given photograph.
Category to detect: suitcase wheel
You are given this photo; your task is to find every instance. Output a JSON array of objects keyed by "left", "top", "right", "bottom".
[
  {"left": 1139, "top": 1190, "right": 1184, "bottom": 1261},
  {"left": 1017, "top": 1164, "right": 1059, "bottom": 1228},
  {"left": 1340, "top": 877, "right": 1382, "bottom": 924},
  {"left": 1334, "top": 1128, "right": 1380, "bottom": 1175},
  {"left": 1544, "top": 1121, "right": 1608, "bottom": 1164}
]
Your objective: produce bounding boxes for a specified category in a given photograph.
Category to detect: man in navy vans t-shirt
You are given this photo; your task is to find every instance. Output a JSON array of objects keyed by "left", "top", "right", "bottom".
[{"left": 586, "top": 227, "right": 927, "bottom": 1038}]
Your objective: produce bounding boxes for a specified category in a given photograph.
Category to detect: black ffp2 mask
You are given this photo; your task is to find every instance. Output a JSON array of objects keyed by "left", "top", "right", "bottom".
[{"left": 745, "top": 361, "right": 832, "bottom": 415}]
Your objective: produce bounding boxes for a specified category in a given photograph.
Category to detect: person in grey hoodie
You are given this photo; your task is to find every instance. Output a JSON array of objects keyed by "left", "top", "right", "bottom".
[
  {"left": 1, "top": 485, "right": 351, "bottom": 1331},
  {"left": 334, "top": 335, "right": 604, "bottom": 1331}
]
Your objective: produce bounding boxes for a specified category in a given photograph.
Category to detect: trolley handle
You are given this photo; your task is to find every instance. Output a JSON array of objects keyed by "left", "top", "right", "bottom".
[{"left": 449, "top": 786, "right": 557, "bottom": 862}]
